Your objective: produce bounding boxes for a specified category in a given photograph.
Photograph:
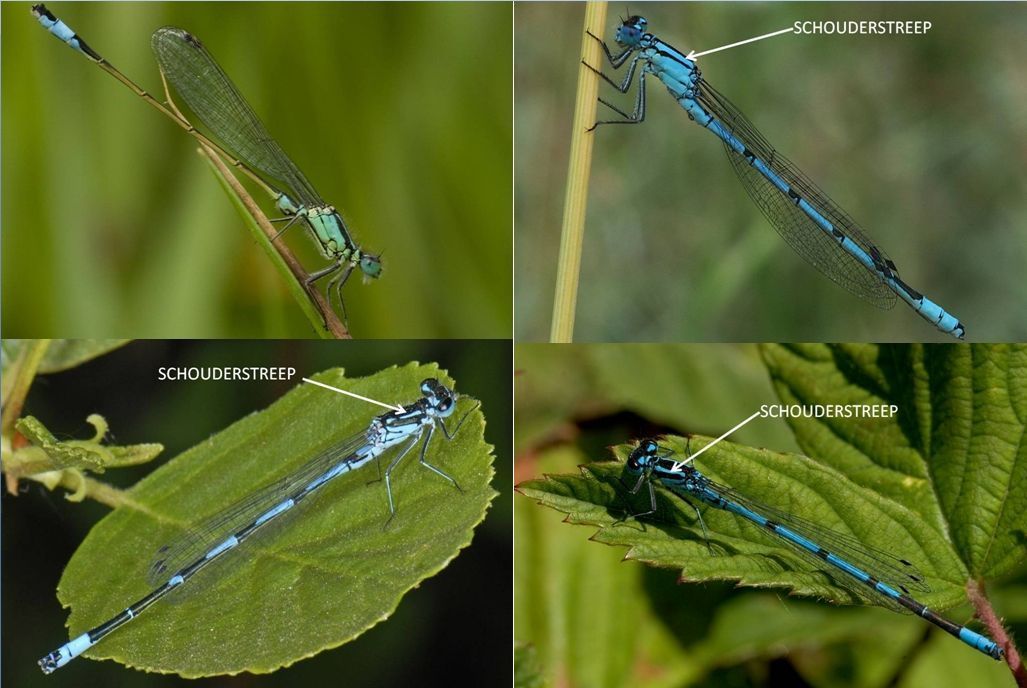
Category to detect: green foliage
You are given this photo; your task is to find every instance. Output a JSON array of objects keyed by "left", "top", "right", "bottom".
[
  {"left": 522, "top": 344, "right": 1024, "bottom": 609},
  {"left": 4, "top": 3, "right": 511, "bottom": 337},
  {"left": 54, "top": 363, "right": 496, "bottom": 676},
  {"left": 1, "top": 339, "right": 129, "bottom": 374},
  {"left": 521, "top": 434, "right": 988, "bottom": 610},
  {"left": 515, "top": 446, "right": 653, "bottom": 688},
  {"left": 515, "top": 344, "right": 1024, "bottom": 686},
  {"left": 14, "top": 413, "right": 162, "bottom": 473},
  {"left": 515, "top": 343, "right": 795, "bottom": 454},
  {"left": 514, "top": 644, "right": 546, "bottom": 688},
  {"left": 1, "top": 339, "right": 146, "bottom": 482},
  {"left": 761, "top": 344, "right": 1027, "bottom": 581}
]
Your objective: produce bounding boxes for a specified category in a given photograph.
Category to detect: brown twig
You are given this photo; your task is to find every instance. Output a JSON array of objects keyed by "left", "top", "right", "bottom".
[
  {"left": 967, "top": 578, "right": 1025, "bottom": 685},
  {"left": 157, "top": 71, "right": 349, "bottom": 338}
]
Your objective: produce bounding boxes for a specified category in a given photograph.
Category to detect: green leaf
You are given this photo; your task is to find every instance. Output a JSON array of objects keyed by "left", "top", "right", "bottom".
[
  {"left": 514, "top": 446, "right": 651, "bottom": 688},
  {"left": 761, "top": 343, "right": 1027, "bottom": 580},
  {"left": 520, "top": 433, "right": 996, "bottom": 615},
  {"left": 517, "top": 453, "right": 993, "bottom": 686},
  {"left": 1, "top": 339, "right": 130, "bottom": 375},
  {"left": 54, "top": 363, "right": 496, "bottom": 676},
  {"left": 899, "top": 629, "right": 1014, "bottom": 688},
  {"left": 514, "top": 344, "right": 602, "bottom": 452},
  {"left": 13, "top": 414, "right": 163, "bottom": 474},
  {"left": 514, "top": 644, "right": 546, "bottom": 688},
  {"left": 514, "top": 343, "right": 795, "bottom": 454},
  {"left": 517, "top": 343, "right": 1023, "bottom": 676},
  {"left": 689, "top": 595, "right": 915, "bottom": 674},
  {"left": 588, "top": 344, "right": 797, "bottom": 451}
]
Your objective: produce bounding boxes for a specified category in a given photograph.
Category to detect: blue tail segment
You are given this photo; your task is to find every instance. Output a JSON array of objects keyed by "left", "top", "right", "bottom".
[{"left": 32, "top": 5, "right": 102, "bottom": 61}]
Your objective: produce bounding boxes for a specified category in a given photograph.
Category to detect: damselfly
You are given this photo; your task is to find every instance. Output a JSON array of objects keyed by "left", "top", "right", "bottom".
[
  {"left": 38, "top": 378, "right": 474, "bottom": 674},
  {"left": 32, "top": 4, "right": 380, "bottom": 323},
  {"left": 623, "top": 438, "right": 1003, "bottom": 659},
  {"left": 587, "top": 16, "right": 965, "bottom": 339}
]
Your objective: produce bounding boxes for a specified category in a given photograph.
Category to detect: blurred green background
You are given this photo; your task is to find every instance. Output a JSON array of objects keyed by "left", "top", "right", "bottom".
[
  {"left": 514, "top": 343, "right": 1027, "bottom": 687},
  {"left": 516, "top": 3, "right": 1027, "bottom": 342},
  {"left": 3, "top": 2, "right": 511, "bottom": 338},
  {"left": 3, "top": 339, "right": 511, "bottom": 686}
]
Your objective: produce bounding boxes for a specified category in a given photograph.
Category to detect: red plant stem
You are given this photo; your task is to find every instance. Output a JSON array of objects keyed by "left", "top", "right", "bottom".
[{"left": 967, "top": 578, "right": 1024, "bottom": 686}]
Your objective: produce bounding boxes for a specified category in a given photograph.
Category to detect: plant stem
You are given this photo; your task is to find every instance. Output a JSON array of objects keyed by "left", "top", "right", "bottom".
[
  {"left": 0, "top": 339, "right": 50, "bottom": 437},
  {"left": 967, "top": 578, "right": 1025, "bottom": 683},
  {"left": 549, "top": 1, "right": 607, "bottom": 343},
  {"left": 58, "top": 473, "right": 130, "bottom": 509},
  {"left": 199, "top": 151, "right": 348, "bottom": 339},
  {"left": 158, "top": 72, "right": 349, "bottom": 339}
]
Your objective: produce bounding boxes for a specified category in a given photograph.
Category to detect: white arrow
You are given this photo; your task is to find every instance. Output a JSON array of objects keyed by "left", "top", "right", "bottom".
[
  {"left": 302, "top": 378, "right": 405, "bottom": 412},
  {"left": 686, "top": 27, "right": 794, "bottom": 61},
  {"left": 671, "top": 410, "right": 761, "bottom": 471}
]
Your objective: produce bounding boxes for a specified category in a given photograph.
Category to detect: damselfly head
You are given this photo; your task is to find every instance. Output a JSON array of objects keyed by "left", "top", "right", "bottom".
[
  {"left": 359, "top": 253, "right": 383, "bottom": 280},
  {"left": 421, "top": 378, "right": 457, "bottom": 417},
  {"left": 626, "top": 438, "right": 659, "bottom": 472},
  {"left": 616, "top": 16, "right": 647, "bottom": 47}
]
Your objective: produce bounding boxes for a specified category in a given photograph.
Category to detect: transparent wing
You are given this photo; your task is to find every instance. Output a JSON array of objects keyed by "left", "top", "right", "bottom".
[
  {"left": 697, "top": 78, "right": 897, "bottom": 309},
  {"left": 695, "top": 475, "right": 929, "bottom": 612},
  {"left": 146, "top": 428, "right": 373, "bottom": 589},
  {"left": 151, "top": 27, "right": 325, "bottom": 207}
]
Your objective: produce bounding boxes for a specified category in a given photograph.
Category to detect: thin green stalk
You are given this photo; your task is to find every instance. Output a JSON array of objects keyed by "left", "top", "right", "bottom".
[
  {"left": 550, "top": 2, "right": 607, "bottom": 343},
  {"left": 33, "top": 471, "right": 131, "bottom": 510}
]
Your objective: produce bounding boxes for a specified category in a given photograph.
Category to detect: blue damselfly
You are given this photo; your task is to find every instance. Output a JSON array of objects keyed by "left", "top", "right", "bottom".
[
  {"left": 38, "top": 378, "right": 473, "bottom": 673},
  {"left": 623, "top": 438, "right": 1003, "bottom": 659},
  {"left": 587, "top": 16, "right": 965, "bottom": 339}
]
